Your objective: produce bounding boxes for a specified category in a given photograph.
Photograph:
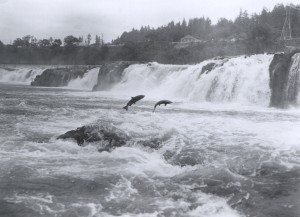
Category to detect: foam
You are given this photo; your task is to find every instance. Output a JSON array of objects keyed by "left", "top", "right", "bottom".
[
  {"left": 0, "top": 66, "right": 47, "bottom": 84},
  {"left": 67, "top": 67, "right": 100, "bottom": 90},
  {"left": 107, "top": 55, "right": 273, "bottom": 106}
]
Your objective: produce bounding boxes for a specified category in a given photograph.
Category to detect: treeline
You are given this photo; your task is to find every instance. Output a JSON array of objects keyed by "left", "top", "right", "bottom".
[
  {"left": 0, "top": 34, "right": 108, "bottom": 65},
  {"left": 113, "top": 4, "right": 300, "bottom": 46},
  {"left": 10, "top": 34, "right": 103, "bottom": 48}
]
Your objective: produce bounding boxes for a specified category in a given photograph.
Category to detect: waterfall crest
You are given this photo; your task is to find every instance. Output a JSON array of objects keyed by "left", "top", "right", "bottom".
[{"left": 104, "top": 55, "right": 273, "bottom": 106}]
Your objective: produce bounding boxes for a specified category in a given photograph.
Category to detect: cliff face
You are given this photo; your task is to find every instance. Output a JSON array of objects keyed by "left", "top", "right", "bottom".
[
  {"left": 92, "top": 62, "right": 133, "bottom": 91},
  {"left": 31, "top": 67, "right": 90, "bottom": 87},
  {"left": 269, "top": 51, "right": 300, "bottom": 108}
]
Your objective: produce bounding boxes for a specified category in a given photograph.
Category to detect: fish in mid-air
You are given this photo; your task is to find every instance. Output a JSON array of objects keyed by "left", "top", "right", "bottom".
[
  {"left": 153, "top": 100, "right": 173, "bottom": 112},
  {"left": 123, "top": 95, "right": 145, "bottom": 111}
]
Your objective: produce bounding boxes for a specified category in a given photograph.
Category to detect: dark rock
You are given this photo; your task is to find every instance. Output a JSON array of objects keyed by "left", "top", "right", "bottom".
[
  {"left": 200, "top": 62, "right": 217, "bottom": 75},
  {"left": 58, "top": 124, "right": 178, "bottom": 152},
  {"left": 197, "top": 59, "right": 228, "bottom": 80},
  {"left": 269, "top": 50, "right": 300, "bottom": 108},
  {"left": 57, "top": 124, "right": 130, "bottom": 152},
  {"left": 31, "top": 66, "right": 93, "bottom": 87},
  {"left": 92, "top": 61, "right": 135, "bottom": 91},
  {"left": 138, "top": 137, "right": 161, "bottom": 149}
]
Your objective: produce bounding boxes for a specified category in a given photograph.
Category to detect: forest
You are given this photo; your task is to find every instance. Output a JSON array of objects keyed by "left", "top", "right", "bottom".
[
  {"left": 0, "top": 4, "right": 299, "bottom": 65},
  {"left": 114, "top": 4, "right": 300, "bottom": 44}
]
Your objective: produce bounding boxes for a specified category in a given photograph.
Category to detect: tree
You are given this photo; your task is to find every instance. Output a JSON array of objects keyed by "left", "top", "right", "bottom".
[
  {"left": 260, "top": 8, "right": 269, "bottom": 24},
  {"left": 30, "top": 37, "right": 38, "bottom": 47},
  {"left": 13, "top": 38, "right": 25, "bottom": 47},
  {"left": 250, "top": 23, "right": 273, "bottom": 41},
  {"left": 0, "top": 40, "right": 4, "bottom": 51},
  {"left": 22, "top": 35, "right": 32, "bottom": 47},
  {"left": 38, "top": 39, "right": 51, "bottom": 47},
  {"left": 52, "top": 39, "right": 62, "bottom": 47},
  {"left": 63, "top": 35, "right": 79, "bottom": 47},
  {"left": 49, "top": 37, "right": 53, "bottom": 44},
  {"left": 87, "top": 34, "right": 91, "bottom": 45},
  {"left": 95, "top": 35, "right": 101, "bottom": 45},
  {"left": 234, "top": 9, "right": 251, "bottom": 37}
]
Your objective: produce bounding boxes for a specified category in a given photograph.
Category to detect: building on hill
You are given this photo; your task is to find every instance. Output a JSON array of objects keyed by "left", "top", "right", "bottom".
[
  {"left": 171, "top": 35, "right": 203, "bottom": 49},
  {"left": 180, "top": 35, "right": 202, "bottom": 43}
]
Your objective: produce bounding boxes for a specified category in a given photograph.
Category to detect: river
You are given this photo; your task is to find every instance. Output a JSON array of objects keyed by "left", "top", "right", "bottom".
[{"left": 0, "top": 55, "right": 299, "bottom": 217}]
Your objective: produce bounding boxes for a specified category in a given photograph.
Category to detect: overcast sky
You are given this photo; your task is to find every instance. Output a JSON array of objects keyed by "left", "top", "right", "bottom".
[{"left": 0, "top": 0, "right": 299, "bottom": 44}]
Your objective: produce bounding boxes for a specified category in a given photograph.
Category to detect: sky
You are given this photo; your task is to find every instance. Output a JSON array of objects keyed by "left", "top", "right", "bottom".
[{"left": 0, "top": 0, "right": 299, "bottom": 44}]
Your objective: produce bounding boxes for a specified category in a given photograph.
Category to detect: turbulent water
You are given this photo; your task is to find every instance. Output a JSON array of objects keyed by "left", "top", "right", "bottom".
[
  {"left": 67, "top": 67, "right": 100, "bottom": 90},
  {"left": 108, "top": 55, "right": 273, "bottom": 106},
  {"left": 288, "top": 53, "right": 300, "bottom": 104},
  {"left": 0, "top": 55, "right": 300, "bottom": 217},
  {"left": 0, "top": 66, "right": 49, "bottom": 85}
]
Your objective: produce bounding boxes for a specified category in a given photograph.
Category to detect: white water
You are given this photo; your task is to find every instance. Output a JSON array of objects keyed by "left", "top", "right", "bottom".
[
  {"left": 67, "top": 67, "right": 100, "bottom": 90},
  {"left": 1, "top": 84, "right": 300, "bottom": 217},
  {"left": 0, "top": 66, "right": 47, "bottom": 84},
  {"left": 0, "top": 66, "right": 100, "bottom": 90},
  {"left": 288, "top": 53, "right": 300, "bottom": 104},
  {"left": 1, "top": 52, "right": 300, "bottom": 217},
  {"left": 109, "top": 54, "right": 273, "bottom": 106}
]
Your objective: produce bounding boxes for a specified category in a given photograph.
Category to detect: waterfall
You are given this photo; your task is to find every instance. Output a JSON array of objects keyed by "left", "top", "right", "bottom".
[
  {"left": 0, "top": 66, "right": 46, "bottom": 84},
  {"left": 104, "top": 55, "right": 273, "bottom": 106},
  {"left": 67, "top": 67, "right": 100, "bottom": 90},
  {"left": 287, "top": 53, "right": 300, "bottom": 105}
]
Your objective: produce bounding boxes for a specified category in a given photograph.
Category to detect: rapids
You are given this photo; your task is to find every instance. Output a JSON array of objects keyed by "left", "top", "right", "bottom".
[{"left": 0, "top": 55, "right": 300, "bottom": 217}]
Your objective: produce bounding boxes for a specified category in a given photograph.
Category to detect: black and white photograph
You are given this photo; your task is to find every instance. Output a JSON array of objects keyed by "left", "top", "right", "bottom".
[{"left": 0, "top": 0, "right": 300, "bottom": 216}]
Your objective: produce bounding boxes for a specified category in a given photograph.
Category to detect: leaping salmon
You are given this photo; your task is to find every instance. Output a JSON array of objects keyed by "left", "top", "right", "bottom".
[
  {"left": 123, "top": 95, "right": 145, "bottom": 111},
  {"left": 153, "top": 100, "right": 173, "bottom": 112}
]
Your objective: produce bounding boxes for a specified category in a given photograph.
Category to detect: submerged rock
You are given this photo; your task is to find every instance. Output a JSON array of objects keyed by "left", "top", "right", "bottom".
[
  {"left": 31, "top": 66, "right": 93, "bottom": 87},
  {"left": 57, "top": 124, "right": 130, "bottom": 152},
  {"left": 57, "top": 124, "right": 177, "bottom": 152}
]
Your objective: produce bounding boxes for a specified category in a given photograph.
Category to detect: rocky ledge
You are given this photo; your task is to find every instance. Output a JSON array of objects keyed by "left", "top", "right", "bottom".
[
  {"left": 57, "top": 124, "right": 129, "bottom": 152},
  {"left": 269, "top": 50, "right": 300, "bottom": 108},
  {"left": 31, "top": 66, "right": 94, "bottom": 87},
  {"left": 92, "top": 61, "right": 138, "bottom": 91}
]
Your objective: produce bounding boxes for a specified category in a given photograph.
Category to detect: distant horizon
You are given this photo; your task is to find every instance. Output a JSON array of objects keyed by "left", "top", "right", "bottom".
[{"left": 0, "top": 0, "right": 299, "bottom": 44}]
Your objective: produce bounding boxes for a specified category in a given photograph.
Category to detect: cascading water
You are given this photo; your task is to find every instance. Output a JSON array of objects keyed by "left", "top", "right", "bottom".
[
  {"left": 108, "top": 54, "right": 273, "bottom": 106},
  {"left": 288, "top": 53, "right": 300, "bottom": 105},
  {"left": 67, "top": 67, "right": 100, "bottom": 90},
  {"left": 0, "top": 65, "right": 101, "bottom": 91},
  {"left": 0, "top": 66, "right": 46, "bottom": 84}
]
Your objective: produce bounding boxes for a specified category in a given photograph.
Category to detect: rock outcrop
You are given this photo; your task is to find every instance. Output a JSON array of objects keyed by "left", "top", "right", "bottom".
[
  {"left": 57, "top": 124, "right": 129, "bottom": 152},
  {"left": 57, "top": 123, "right": 176, "bottom": 152},
  {"left": 269, "top": 50, "right": 300, "bottom": 108},
  {"left": 92, "top": 62, "right": 133, "bottom": 91},
  {"left": 31, "top": 66, "right": 92, "bottom": 87}
]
